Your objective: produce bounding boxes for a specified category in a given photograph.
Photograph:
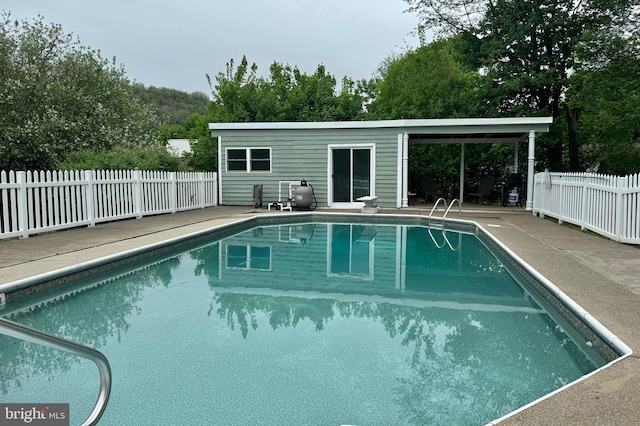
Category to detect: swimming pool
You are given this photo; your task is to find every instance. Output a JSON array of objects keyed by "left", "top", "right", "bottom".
[{"left": 0, "top": 213, "right": 631, "bottom": 425}]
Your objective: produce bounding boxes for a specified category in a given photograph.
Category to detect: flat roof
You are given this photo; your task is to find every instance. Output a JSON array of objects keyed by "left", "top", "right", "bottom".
[{"left": 209, "top": 117, "right": 554, "bottom": 134}]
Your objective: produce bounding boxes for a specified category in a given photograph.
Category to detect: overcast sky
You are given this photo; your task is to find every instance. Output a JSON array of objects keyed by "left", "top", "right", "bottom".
[{"left": 3, "top": 1, "right": 420, "bottom": 96}]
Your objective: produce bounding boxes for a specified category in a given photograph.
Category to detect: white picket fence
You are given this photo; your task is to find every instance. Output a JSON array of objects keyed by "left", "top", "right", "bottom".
[
  {"left": 533, "top": 171, "right": 640, "bottom": 244},
  {"left": 0, "top": 170, "right": 218, "bottom": 240}
]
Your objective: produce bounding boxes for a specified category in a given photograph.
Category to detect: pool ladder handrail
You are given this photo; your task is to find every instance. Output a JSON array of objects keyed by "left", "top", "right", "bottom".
[
  {"left": 0, "top": 317, "right": 112, "bottom": 426},
  {"left": 443, "top": 198, "right": 462, "bottom": 221},
  {"left": 428, "top": 198, "right": 462, "bottom": 226}
]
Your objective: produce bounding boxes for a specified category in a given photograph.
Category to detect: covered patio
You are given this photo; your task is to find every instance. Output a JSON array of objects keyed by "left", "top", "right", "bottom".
[{"left": 396, "top": 117, "right": 554, "bottom": 210}]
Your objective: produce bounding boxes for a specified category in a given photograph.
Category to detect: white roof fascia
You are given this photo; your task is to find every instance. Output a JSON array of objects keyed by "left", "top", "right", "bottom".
[{"left": 208, "top": 117, "right": 554, "bottom": 135}]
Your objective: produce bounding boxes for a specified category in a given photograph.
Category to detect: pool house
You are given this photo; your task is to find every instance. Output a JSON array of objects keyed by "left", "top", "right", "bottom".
[{"left": 209, "top": 117, "right": 554, "bottom": 210}]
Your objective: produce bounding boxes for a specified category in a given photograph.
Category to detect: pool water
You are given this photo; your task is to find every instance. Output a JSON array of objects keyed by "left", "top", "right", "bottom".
[{"left": 1, "top": 222, "right": 606, "bottom": 425}]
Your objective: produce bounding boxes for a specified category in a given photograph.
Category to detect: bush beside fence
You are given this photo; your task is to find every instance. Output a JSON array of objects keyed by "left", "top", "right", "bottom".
[
  {"left": 0, "top": 170, "right": 217, "bottom": 240},
  {"left": 533, "top": 171, "right": 640, "bottom": 244}
]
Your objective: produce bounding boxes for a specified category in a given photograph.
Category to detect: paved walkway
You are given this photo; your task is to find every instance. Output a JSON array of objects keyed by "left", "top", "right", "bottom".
[{"left": 1, "top": 206, "right": 639, "bottom": 425}]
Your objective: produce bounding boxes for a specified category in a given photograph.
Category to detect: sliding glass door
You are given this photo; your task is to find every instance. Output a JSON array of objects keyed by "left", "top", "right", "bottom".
[{"left": 331, "top": 147, "right": 372, "bottom": 204}]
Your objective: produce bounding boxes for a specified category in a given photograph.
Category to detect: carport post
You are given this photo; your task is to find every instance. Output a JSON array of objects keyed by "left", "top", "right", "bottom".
[
  {"left": 402, "top": 132, "right": 409, "bottom": 208},
  {"left": 526, "top": 130, "right": 536, "bottom": 211},
  {"left": 459, "top": 143, "right": 465, "bottom": 203}
]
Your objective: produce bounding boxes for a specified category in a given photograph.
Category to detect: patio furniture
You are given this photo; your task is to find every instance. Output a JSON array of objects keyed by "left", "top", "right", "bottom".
[
  {"left": 422, "top": 178, "right": 439, "bottom": 202},
  {"left": 468, "top": 177, "right": 495, "bottom": 204}
]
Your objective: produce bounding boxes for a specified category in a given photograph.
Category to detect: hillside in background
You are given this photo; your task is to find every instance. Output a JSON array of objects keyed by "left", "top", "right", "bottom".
[{"left": 132, "top": 84, "right": 210, "bottom": 124}]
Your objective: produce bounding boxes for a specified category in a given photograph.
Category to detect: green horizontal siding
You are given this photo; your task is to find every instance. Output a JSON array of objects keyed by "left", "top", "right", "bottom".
[{"left": 218, "top": 128, "right": 400, "bottom": 207}]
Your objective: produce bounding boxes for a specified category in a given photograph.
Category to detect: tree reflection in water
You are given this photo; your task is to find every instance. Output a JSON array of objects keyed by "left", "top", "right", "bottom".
[
  {"left": 0, "top": 256, "right": 181, "bottom": 395},
  {"left": 0, "top": 223, "right": 604, "bottom": 425},
  {"left": 211, "top": 288, "right": 599, "bottom": 424}
]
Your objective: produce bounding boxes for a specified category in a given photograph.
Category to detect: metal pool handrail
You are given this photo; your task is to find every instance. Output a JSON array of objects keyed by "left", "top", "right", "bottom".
[
  {"left": 428, "top": 198, "right": 462, "bottom": 226},
  {"left": 427, "top": 197, "right": 447, "bottom": 227},
  {"left": 0, "top": 317, "right": 112, "bottom": 426},
  {"left": 443, "top": 198, "right": 462, "bottom": 221}
]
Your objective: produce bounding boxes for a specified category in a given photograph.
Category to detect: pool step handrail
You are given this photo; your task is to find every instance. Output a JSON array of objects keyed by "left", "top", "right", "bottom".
[
  {"left": 0, "top": 317, "right": 112, "bottom": 426},
  {"left": 443, "top": 199, "right": 462, "bottom": 221},
  {"left": 427, "top": 197, "right": 448, "bottom": 227},
  {"left": 428, "top": 198, "right": 462, "bottom": 226}
]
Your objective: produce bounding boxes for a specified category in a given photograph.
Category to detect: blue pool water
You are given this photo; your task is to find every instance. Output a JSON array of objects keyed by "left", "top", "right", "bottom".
[{"left": 1, "top": 221, "right": 607, "bottom": 425}]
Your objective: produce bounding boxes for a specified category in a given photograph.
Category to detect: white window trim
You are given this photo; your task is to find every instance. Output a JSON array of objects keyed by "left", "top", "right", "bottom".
[
  {"left": 327, "top": 143, "right": 376, "bottom": 208},
  {"left": 225, "top": 147, "right": 272, "bottom": 173}
]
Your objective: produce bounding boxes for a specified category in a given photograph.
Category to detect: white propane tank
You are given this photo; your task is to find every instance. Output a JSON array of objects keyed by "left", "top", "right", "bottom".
[
  {"left": 508, "top": 189, "right": 519, "bottom": 204},
  {"left": 294, "top": 180, "right": 313, "bottom": 209}
]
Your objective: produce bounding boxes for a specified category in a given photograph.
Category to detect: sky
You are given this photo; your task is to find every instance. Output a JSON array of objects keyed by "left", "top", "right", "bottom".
[{"left": 3, "top": 0, "right": 420, "bottom": 96}]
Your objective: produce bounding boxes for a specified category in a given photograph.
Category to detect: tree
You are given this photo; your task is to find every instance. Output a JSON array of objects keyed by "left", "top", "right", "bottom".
[
  {"left": 206, "top": 56, "right": 367, "bottom": 123},
  {"left": 182, "top": 112, "right": 218, "bottom": 171},
  {"left": 369, "top": 37, "right": 482, "bottom": 119},
  {"left": 403, "top": 0, "right": 640, "bottom": 171},
  {"left": 567, "top": 36, "right": 640, "bottom": 174},
  {"left": 0, "top": 13, "right": 161, "bottom": 171}
]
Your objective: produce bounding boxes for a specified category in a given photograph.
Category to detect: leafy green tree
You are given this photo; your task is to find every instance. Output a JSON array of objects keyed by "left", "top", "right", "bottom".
[
  {"left": 0, "top": 13, "right": 161, "bottom": 171},
  {"left": 566, "top": 35, "right": 640, "bottom": 174},
  {"left": 207, "top": 55, "right": 367, "bottom": 123},
  {"left": 403, "top": 0, "right": 640, "bottom": 171},
  {"left": 369, "top": 37, "right": 482, "bottom": 119},
  {"left": 182, "top": 112, "right": 218, "bottom": 171}
]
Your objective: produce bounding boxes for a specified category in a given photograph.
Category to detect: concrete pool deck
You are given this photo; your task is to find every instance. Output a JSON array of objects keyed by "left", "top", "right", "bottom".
[{"left": 1, "top": 205, "right": 638, "bottom": 425}]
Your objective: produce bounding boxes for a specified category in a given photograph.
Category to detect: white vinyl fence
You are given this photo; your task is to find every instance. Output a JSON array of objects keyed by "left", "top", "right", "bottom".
[
  {"left": 0, "top": 170, "right": 218, "bottom": 240},
  {"left": 533, "top": 171, "right": 640, "bottom": 244}
]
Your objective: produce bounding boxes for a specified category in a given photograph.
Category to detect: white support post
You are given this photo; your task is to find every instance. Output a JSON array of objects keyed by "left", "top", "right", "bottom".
[
  {"left": 217, "top": 136, "right": 223, "bottom": 206},
  {"left": 514, "top": 141, "right": 519, "bottom": 173},
  {"left": 396, "top": 134, "right": 403, "bottom": 208},
  {"left": 402, "top": 132, "right": 409, "bottom": 208},
  {"left": 459, "top": 143, "right": 465, "bottom": 203},
  {"left": 526, "top": 130, "right": 536, "bottom": 211}
]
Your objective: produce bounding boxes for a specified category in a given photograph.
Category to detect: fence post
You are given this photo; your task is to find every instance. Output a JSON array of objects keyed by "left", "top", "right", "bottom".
[
  {"left": 17, "top": 171, "right": 28, "bottom": 239},
  {"left": 615, "top": 176, "right": 626, "bottom": 242},
  {"left": 133, "top": 169, "right": 143, "bottom": 218},
  {"left": 580, "top": 175, "right": 589, "bottom": 231},
  {"left": 557, "top": 175, "right": 564, "bottom": 224},
  {"left": 170, "top": 172, "right": 177, "bottom": 213},
  {"left": 199, "top": 172, "right": 205, "bottom": 209},
  {"left": 84, "top": 170, "right": 96, "bottom": 227},
  {"left": 213, "top": 173, "right": 218, "bottom": 206}
]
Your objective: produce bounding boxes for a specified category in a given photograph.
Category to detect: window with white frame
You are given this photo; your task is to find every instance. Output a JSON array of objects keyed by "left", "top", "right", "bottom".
[{"left": 226, "top": 148, "right": 271, "bottom": 172}]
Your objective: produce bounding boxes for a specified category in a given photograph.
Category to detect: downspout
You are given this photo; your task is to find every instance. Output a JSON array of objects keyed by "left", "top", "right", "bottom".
[
  {"left": 402, "top": 132, "right": 409, "bottom": 208},
  {"left": 526, "top": 130, "right": 535, "bottom": 211}
]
